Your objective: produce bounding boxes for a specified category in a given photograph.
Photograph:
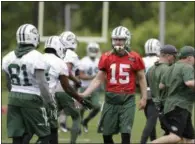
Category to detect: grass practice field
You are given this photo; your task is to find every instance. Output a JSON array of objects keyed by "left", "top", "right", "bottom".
[{"left": 1, "top": 90, "right": 194, "bottom": 143}]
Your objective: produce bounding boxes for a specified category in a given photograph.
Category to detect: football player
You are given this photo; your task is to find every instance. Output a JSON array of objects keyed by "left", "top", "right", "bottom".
[
  {"left": 79, "top": 42, "right": 101, "bottom": 133},
  {"left": 80, "top": 26, "right": 147, "bottom": 144},
  {"left": 2, "top": 24, "right": 55, "bottom": 144},
  {"left": 43, "top": 35, "right": 93, "bottom": 144},
  {"left": 140, "top": 38, "right": 161, "bottom": 144},
  {"left": 55, "top": 31, "right": 83, "bottom": 144}
]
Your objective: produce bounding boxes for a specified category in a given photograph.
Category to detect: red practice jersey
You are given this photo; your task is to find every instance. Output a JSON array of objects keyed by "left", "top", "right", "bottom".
[{"left": 98, "top": 51, "right": 145, "bottom": 94}]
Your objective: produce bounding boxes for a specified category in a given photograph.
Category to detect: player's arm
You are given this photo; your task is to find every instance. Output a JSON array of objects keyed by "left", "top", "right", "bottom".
[
  {"left": 59, "top": 74, "right": 82, "bottom": 100},
  {"left": 69, "top": 71, "right": 81, "bottom": 87},
  {"left": 81, "top": 70, "right": 105, "bottom": 97},
  {"left": 183, "top": 65, "right": 195, "bottom": 90},
  {"left": 66, "top": 62, "right": 81, "bottom": 87},
  {"left": 185, "top": 80, "right": 195, "bottom": 89},
  {"left": 66, "top": 62, "right": 73, "bottom": 72},
  {"left": 2, "top": 58, "right": 12, "bottom": 92},
  {"left": 159, "top": 83, "right": 165, "bottom": 89},
  {"left": 79, "top": 70, "right": 95, "bottom": 80},
  {"left": 59, "top": 74, "right": 93, "bottom": 109},
  {"left": 4, "top": 71, "right": 11, "bottom": 92},
  {"left": 136, "top": 69, "right": 147, "bottom": 100},
  {"left": 35, "top": 69, "right": 55, "bottom": 104},
  {"left": 159, "top": 68, "right": 168, "bottom": 89}
]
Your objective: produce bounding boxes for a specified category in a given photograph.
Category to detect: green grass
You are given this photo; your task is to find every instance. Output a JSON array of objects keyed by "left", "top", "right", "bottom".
[{"left": 2, "top": 90, "right": 194, "bottom": 143}]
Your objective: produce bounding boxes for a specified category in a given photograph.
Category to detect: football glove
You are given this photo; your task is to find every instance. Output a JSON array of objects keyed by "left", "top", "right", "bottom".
[
  {"left": 75, "top": 80, "right": 82, "bottom": 88},
  {"left": 79, "top": 98, "right": 94, "bottom": 110}
]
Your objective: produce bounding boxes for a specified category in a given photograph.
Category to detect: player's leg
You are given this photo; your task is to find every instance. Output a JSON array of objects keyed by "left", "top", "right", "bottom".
[
  {"left": 103, "top": 135, "right": 114, "bottom": 144},
  {"left": 82, "top": 91, "right": 100, "bottom": 132},
  {"left": 182, "top": 112, "right": 195, "bottom": 143},
  {"left": 45, "top": 104, "right": 58, "bottom": 144},
  {"left": 140, "top": 99, "right": 158, "bottom": 144},
  {"left": 80, "top": 106, "right": 85, "bottom": 120},
  {"left": 150, "top": 126, "right": 157, "bottom": 140},
  {"left": 7, "top": 105, "right": 26, "bottom": 144},
  {"left": 70, "top": 112, "right": 81, "bottom": 144},
  {"left": 151, "top": 106, "right": 189, "bottom": 143},
  {"left": 22, "top": 133, "right": 33, "bottom": 144},
  {"left": 49, "top": 128, "right": 58, "bottom": 144},
  {"left": 55, "top": 92, "right": 70, "bottom": 132},
  {"left": 97, "top": 102, "right": 119, "bottom": 144},
  {"left": 13, "top": 137, "right": 23, "bottom": 144},
  {"left": 182, "top": 138, "right": 195, "bottom": 143},
  {"left": 121, "top": 133, "right": 130, "bottom": 144},
  {"left": 79, "top": 87, "right": 86, "bottom": 121},
  {"left": 21, "top": 106, "right": 51, "bottom": 144},
  {"left": 56, "top": 92, "right": 81, "bottom": 143},
  {"left": 65, "top": 101, "right": 81, "bottom": 144},
  {"left": 36, "top": 136, "right": 51, "bottom": 144},
  {"left": 58, "top": 111, "right": 69, "bottom": 132},
  {"left": 120, "top": 96, "right": 136, "bottom": 144},
  {"left": 158, "top": 108, "right": 170, "bottom": 136},
  {"left": 151, "top": 132, "right": 181, "bottom": 143}
]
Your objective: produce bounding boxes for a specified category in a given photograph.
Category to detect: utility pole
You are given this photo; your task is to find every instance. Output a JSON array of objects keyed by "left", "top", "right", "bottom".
[{"left": 159, "top": 2, "right": 166, "bottom": 46}]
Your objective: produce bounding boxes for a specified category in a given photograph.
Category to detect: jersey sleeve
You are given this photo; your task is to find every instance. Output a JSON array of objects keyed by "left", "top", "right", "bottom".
[
  {"left": 32, "top": 51, "right": 47, "bottom": 70},
  {"left": 182, "top": 65, "right": 194, "bottom": 82},
  {"left": 64, "top": 50, "right": 79, "bottom": 68},
  {"left": 2, "top": 55, "right": 9, "bottom": 72},
  {"left": 2, "top": 52, "right": 13, "bottom": 73},
  {"left": 47, "top": 57, "right": 69, "bottom": 79},
  {"left": 59, "top": 61, "right": 69, "bottom": 76},
  {"left": 78, "top": 58, "right": 87, "bottom": 71},
  {"left": 98, "top": 54, "right": 108, "bottom": 71},
  {"left": 74, "top": 58, "right": 80, "bottom": 70}
]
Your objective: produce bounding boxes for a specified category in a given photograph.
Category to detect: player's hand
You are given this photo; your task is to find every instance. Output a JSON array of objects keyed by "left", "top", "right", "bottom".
[
  {"left": 75, "top": 80, "right": 82, "bottom": 88},
  {"left": 155, "top": 102, "right": 164, "bottom": 114},
  {"left": 47, "top": 102, "right": 57, "bottom": 121},
  {"left": 48, "top": 101, "right": 57, "bottom": 111},
  {"left": 74, "top": 100, "right": 82, "bottom": 109},
  {"left": 78, "top": 92, "right": 87, "bottom": 98},
  {"left": 79, "top": 98, "right": 94, "bottom": 110},
  {"left": 138, "top": 98, "right": 147, "bottom": 110}
]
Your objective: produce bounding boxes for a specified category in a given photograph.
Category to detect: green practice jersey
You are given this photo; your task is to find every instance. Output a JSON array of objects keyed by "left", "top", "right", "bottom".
[
  {"left": 147, "top": 62, "right": 169, "bottom": 104},
  {"left": 161, "top": 62, "right": 194, "bottom": 114}
]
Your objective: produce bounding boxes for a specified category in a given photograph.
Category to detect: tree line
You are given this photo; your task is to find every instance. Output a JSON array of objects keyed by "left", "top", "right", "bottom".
[{"left": 2, "top": 2, "right": 194, "bottom": 56}]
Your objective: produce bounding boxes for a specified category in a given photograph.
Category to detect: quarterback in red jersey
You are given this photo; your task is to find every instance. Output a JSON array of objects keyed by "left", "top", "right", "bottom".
[
  {"left": 80, "top": 26, "right": 147, "bottom": 144},
  {"left": 99, "top": 50, "right": 145, "bottom": 94}
]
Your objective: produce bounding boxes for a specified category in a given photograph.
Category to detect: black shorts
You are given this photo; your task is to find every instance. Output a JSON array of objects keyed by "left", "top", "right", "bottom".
[{"left": 164, "top": 106, "right": 195, "bottom": 139}]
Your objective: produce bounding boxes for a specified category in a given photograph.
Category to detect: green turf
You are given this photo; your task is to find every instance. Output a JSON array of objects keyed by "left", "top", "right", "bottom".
[{"left": 2, "top": 90, "right": 194, "bottom": 143}]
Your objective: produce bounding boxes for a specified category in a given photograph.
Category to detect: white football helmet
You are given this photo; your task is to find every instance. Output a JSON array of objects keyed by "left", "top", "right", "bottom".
[
  {"left": 86, "top": 42, "right": 100, "bottom": 58},
  {"left": 16, "top": 24, "right": 40, "bottom": 47},
  {"left": 59, "top": 31, "right": 78, "bottom": 50},
  {"left": 111, "top": 26, "right": 131, "bottom": 51},
  {"left": 44, "top": 36, "right": 65, "bottom": 59},
  {"left": 144, "top": 38, "right": 161, "bottom": 55}
]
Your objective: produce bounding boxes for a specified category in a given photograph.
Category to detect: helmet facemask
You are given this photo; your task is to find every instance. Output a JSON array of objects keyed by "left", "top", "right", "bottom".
[
  {"left": 87, "top": 42, "right": 100, "bottom": 59},
  {"left": 88, "top": 47, "right": 99, "bottom": 58}
]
